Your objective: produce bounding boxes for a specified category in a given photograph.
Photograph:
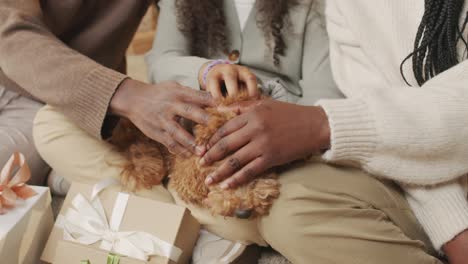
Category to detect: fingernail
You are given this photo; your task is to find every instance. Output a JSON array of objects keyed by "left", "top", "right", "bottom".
[
  {"left": 205, "top": 176, "right": 213, "bottom": 185},
  {"left": 195, "top": 146, "right": 205, "bottom": 156},
  {"left": 199, "top": 158, "right": 206, "bottom": 166},
  {"left": 220, "top": 182, "right": 229, "bottom": 190}
]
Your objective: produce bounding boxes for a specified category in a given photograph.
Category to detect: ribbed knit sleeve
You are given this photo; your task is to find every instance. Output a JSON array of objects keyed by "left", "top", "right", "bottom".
[
  {"left": 64, "top": 67, "right": 127, "bottom": 137},
  {"left": 0, "top": 1, "right": 128, "bottom": 139},
  {"left": 405, "top": 183, "right": 468, "bottom": 250},
  {"left": 318, "top": 99, "right": 376, "bottom": 165},
  {"left": 322, "top": 0, "right": 468, "bottom": 251},
  {"left": 319, "top": 0, "right": 468, "bottom": 186}
]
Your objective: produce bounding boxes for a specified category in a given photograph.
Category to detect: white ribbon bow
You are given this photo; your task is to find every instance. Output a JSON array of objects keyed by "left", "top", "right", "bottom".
[{"left": 56, "top": 178, "right": 182, "bottom": 262}]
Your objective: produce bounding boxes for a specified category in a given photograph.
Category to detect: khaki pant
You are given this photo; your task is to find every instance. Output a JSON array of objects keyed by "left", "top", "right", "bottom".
[
  {"left": 33, "top": 105, "right": 442, "bottom": 264},
  {"left": 0, "top": 86, "right": 49, "bottom": 185}
]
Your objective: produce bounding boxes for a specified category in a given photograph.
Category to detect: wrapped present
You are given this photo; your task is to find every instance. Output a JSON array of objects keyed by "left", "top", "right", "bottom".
[
  {"left": 0, "top": 152, "right": 38, "bottom": 213},
  {"left": 42, "top": 179, "right": 200, "bottom": 264},
  {"left": 54, "top": 241, "right": 144, "bottom": 264},
  {"left": 0, "top": 153, "right": 54, "bottom": 264}
]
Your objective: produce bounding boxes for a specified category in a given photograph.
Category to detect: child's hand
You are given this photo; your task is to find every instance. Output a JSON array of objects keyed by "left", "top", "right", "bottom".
[{"left": 199, "top": 62, "right": 259, "bottom": 99}]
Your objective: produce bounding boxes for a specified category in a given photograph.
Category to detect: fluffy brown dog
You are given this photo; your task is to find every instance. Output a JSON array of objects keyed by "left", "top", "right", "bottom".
[{"left": 109, "top": 93, "right": 280, "bottom": 219}]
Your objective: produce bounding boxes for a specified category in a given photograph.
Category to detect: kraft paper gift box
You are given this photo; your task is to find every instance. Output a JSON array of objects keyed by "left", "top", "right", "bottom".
[
  {"left": 54, "top": 240, "right": 147, "bottom": 264},
  {"left": 41, "top": 181, "right": 200, "bottom": 264},
  {"left": 0, "top": 186, "right": 54, "bottom": 264}
]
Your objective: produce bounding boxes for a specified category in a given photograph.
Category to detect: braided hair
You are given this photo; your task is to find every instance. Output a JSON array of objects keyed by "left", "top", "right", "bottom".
[
  {"left": 401, "top": 0, "right": 468, "bottom": 86},
  {"left": 175, "top": 0, "right": 299, "bottom": 66}
]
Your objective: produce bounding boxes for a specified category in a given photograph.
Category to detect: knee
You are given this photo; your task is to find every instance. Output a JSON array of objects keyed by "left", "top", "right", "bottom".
[
  {"left": 33, "top": 105, "right": 52, "bottom": 154},
  {"left": 33, "top": 105, "right": 57, "bottom": 153},
  {"left": 277, "top": 162, "right": 406, "bottom": 210},
  {"left": 32, "top": 105, "right": 79, "bottom": 178},
  {"left": 32, "top": 105, "right": 77, "bottom": 164},
  {"left": 258, "top": 163, "right": 395, "bottom": 245},
  {"left": 258, "top": 182, "right": 325, "bottom": 243},
  {"left": 32, "top": 105, "right": 128, "bottom": 185},
  {"left": 258, "top": 182, "right": 332, "bottom": 263}
]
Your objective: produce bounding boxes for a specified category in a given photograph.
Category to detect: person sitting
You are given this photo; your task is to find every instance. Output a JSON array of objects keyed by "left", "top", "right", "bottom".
[{"left": 0, "top": 1, "right": 212, "bottom": 187}]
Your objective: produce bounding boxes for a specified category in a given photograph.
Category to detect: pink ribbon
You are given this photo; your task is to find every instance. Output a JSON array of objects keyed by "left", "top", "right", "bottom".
[{"left": 0, "top": 152, "right": 37, "bottom": 214}]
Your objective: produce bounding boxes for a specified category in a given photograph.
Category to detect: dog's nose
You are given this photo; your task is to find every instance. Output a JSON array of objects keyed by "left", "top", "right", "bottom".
[{"left": 235, "top": 209, "right": 253, "bottom": 219}]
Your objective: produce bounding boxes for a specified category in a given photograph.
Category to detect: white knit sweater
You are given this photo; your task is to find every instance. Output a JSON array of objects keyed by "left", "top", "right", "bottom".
[{"left": 318, "top": 0, "right": 468, "bottom": 250}]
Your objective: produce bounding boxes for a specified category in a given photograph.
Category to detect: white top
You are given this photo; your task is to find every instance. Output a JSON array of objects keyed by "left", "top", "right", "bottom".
[
  {"left": 320, "top": 0, "right": 468, "bottom": 251},
  {"left": 234, "top": 0, "right": 255, "bottom": 31}
]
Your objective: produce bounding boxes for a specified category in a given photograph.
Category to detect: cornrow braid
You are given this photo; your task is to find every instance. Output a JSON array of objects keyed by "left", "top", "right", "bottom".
[{"left": 401, "top": 0, "right": 468, "bottom": 86}]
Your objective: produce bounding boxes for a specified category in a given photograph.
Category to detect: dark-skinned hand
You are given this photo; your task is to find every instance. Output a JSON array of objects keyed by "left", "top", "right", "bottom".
[
  {"left": 200, "top": 99, "right": 331, "bottom": 189},
  {"left": 110, "top": 79, "right": 214, "bottom": 157}
]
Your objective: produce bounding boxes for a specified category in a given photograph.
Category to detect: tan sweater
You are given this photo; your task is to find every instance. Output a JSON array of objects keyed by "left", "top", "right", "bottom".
[{"left": 0, "top": 0, "right": 151, "bottom": 138}]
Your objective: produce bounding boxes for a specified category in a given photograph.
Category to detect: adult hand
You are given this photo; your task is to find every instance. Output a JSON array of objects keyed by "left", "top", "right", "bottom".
[
  {"left": 110, "top": 79, "right": 214, "bottom": 157},
  {"left": 200, "top": 99, "right": 331, "bottom": 189},
  {"left": 198, "top": 62, "right": 259, "bottom": 99},
  {"left": 443, "top": 230, "right": 468, "bottom": 264}
]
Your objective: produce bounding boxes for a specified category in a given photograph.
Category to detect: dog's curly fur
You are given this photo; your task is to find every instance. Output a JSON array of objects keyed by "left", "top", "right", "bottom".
[{"left": 109, "top": 93, "right": 280, "bottom": 219}]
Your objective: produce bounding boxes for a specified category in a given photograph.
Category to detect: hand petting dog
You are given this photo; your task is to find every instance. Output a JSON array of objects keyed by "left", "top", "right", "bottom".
[
  {"left": 110, "top": 79, "right": 214, "bottom": 157},
  {"left": 110, "top": 90, "right": 281, "bottom": 218},
  {"left": 201, "top": 100, "right": 331, "bottom": 189},
  {"left": 199, "top": 63, "right": 331, "bottom": 189}
]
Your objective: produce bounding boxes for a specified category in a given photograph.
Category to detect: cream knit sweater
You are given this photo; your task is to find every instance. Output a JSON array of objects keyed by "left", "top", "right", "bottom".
[{"left": 318, "top": 0, "right": 468, "bottom": 250}]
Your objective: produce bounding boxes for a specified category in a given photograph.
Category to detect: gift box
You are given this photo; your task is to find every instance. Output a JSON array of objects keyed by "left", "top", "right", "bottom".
[
  {"left": 0, "top": 152, "right": 54, "bottom": 264},
  {"left": 41, "top": 181, "right": 200, "bottom": 264},
  {"left": 0, "top": 186, "right": 54, "bottom": 264},
  {"left": 54, "top": 241, "right": 147, "bottom": 264}
]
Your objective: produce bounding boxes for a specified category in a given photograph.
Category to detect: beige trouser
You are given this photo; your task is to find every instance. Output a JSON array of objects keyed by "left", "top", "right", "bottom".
[
  {"left": 33, "top": 105, "right": 442, "bottom": 264},
  {"left": 0, "top": 86, "right": 49, "bottom": 185}
]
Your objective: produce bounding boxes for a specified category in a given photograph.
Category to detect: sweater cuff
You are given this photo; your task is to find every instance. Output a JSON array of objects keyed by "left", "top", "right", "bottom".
[
  {"left": 316, "top": 98, "right": 377, "bottom": 165},
  {"left": 406, "top": 184, "right": 468, "bottom": 251},
  {"left": 69, "top": 66, "right": 127, "bottom": 139}
]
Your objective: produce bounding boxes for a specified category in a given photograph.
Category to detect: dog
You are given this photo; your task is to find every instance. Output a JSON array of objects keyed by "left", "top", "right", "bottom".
[{"left": 109, "top": 92, "right": 280, "bottom": 219}]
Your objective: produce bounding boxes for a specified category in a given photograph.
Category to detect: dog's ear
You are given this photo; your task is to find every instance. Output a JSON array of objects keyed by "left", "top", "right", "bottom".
[{"left": 109, "top": 119, "right": 141, "bottom": 150}]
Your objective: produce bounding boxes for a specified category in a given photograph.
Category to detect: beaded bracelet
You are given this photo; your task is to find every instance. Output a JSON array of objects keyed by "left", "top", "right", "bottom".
[{"left": 202, "top": 59, "right": 233, "bottom": 86}]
